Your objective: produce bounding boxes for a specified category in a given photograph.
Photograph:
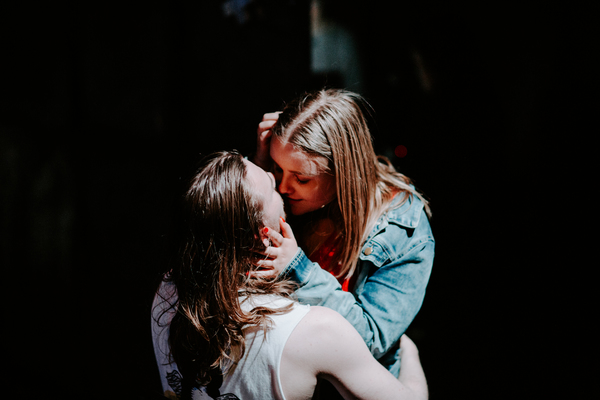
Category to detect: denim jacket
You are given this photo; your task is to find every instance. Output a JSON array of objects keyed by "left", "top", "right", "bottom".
[{"left": 282, "top": 193, "right": 434, "bottom": 376}]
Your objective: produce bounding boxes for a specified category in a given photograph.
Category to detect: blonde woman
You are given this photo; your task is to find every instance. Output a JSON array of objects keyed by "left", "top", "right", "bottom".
[{"left": 251, "top": 89, "right": 435, "bottom": 378}]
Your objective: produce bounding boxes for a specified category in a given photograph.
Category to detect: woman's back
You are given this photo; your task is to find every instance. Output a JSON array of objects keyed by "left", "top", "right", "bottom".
[{"left": 151, "top": 281, "right": 311, "bottom": 400}]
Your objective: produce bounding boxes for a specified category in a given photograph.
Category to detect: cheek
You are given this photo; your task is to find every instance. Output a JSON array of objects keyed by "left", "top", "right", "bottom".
[
  {"left": 316, "top": 178, "right": 337, "bottom": 203},
  {"left": 302, "top": 180, "right": 336, "bottom": 207}
]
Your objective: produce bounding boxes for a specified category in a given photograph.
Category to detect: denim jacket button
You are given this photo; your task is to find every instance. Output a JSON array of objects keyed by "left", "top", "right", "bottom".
[{"left": 364, "top": 247, "right": 373, "bottom": 255}]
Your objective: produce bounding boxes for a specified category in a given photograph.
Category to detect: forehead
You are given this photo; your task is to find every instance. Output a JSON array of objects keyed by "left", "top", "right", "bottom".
[
  {"left": 243, "top": 159, "right": 272, "bottom": 189},
  {"left": 270, "top": 138, "right": 327, "bottom": 176}
]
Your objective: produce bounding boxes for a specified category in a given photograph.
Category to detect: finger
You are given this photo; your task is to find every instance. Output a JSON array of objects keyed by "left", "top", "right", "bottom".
[
  {"left": 262, "top": 112, "right": 281, "bottom": 122},
  {"left": 262, "top": 236, "right": 270, "bottom": 248},
  {"left": 266, "top": 229, "right": 284, "bottom": 247},
  {"left": 262, "top": 246, "right": 278, "bottom": 258},
  {"left": 279, "top": 217, "right": 295, "bottom": 240},
  {"left": 259, "top": 129, "right": 273, "bottom": 142},
  {"left": 247, "top": 269, "right": 278, "bottom": 279},
  {"left": 256, "top": 258, "right": 274, "bottom": 268},
  {"left": 252, "top": 247, "right": 276, "bottom": 257},
  {"left": 399, "top": 334, "right": 415, "bottom": 348},
  {"left": 251, "top": 253, "right": 270, "bottom": 267},
  {"left": 258, "top": 120, "right": 278, "bottom": 132}
]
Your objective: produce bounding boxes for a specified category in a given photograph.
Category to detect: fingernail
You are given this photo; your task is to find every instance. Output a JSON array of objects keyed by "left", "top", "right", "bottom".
[
  {"left": 280, "top": 217, "right": 285, "bottom": 223},
  {"left": 264, "top": 227, "right": 269, "bottom": 234}
]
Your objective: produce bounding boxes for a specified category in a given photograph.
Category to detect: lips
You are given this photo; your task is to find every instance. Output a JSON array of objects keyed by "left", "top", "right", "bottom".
[{"left": 285, "top": 196, "right": 301, "bottom": 203}]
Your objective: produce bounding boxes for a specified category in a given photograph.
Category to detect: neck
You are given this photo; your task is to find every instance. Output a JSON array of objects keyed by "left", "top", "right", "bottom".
[{"left": 288, "top": 205, "right": 343, "bottom": 264}]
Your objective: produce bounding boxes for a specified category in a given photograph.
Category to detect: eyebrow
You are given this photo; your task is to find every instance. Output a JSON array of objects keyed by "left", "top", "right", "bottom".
[{"left": 273, "top": 161, "right": 318, "bottom": 177}]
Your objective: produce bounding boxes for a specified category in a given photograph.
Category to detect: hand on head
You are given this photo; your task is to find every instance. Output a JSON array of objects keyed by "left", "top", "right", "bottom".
[
  {"left": 250, "top": 216, "right": 298, "bottom": 279},
  {"left": 254, "top": 112, "right": 281, "bottom": 170}
]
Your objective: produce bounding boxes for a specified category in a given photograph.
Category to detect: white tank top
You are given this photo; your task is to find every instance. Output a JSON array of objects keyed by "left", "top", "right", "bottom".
[{"left": 151, "top": 280, "right": 311, "bottom": 400}]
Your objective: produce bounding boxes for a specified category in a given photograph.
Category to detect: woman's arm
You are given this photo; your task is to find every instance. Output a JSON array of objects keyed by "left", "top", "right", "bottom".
[
  {"left": 281, "top": 306, "right": 428, "bottom": 400},
  {"left": 252, "top": 216, "right": 434, "bottom": 366},
  {"left": 286, "top": 237, "right": 434, "bottom": 359}
]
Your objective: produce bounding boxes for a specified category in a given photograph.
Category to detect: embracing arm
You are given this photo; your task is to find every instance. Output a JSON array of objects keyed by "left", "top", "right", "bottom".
[
  {"left": 253, "top": 216, "right": 434, "bottom": 362},
  {"left": 281, "top": 306, "right": 428, "bottom": 400},
  {"left": 283, "top": 223, "right": 434, "bottom": 361}
]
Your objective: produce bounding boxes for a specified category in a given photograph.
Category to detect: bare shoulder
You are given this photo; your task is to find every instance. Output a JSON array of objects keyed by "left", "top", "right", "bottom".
[
  {"left": 283, "top": 306, "right": 356, "bottom": 376},
  {"left": 302, "top": 305, "right": 348, "bottom": 326},
  {"left": 281, "top": 306, "right": 364, "bottom": 400},
  {"left": 280, "top": 306, "right": 346, "bottom": 400},
  {"left": 302, "top": 306, "right": 353, "bottom": 334},
  {"left": 285, "top": 306, "right": 352, "bottom": 352},
  {"left": 286, "top": 306, "right": 368, "bottom": 368}
]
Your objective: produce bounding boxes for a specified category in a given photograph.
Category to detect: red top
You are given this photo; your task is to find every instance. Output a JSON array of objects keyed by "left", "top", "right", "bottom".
[{"left": 308, "top": 231, "right": 357, "bottom": 292}]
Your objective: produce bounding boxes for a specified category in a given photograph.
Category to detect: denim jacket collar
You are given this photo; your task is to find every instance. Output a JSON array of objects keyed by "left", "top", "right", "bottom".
[
  {"left": 385, "top": 193, "right": 424, "bottom": 229},
  {"left": 365, "top": 192, "right": 424, "bottom": 241}
]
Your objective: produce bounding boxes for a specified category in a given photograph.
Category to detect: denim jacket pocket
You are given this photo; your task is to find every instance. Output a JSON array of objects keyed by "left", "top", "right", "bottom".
[{"left": 359, "top": 237, "right": 390, "bottom": 268}]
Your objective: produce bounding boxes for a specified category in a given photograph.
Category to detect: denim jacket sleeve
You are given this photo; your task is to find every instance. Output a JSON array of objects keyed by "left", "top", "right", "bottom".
[{"left": 281, "top": 196, "right": 434, "bottom": 363}]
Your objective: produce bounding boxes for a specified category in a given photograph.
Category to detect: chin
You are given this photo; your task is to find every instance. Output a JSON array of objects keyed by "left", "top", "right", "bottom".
[
  {"left": 287, "top": 205, "right": 302, "bottom": 216},
  {"left": 285, "top": 200, "right": 315, "bottom": 216},
  {"left": 288, "top": 206, "right": 301, "bottom": 216},
  {"left": 290, "top": 205, "right": 316, "bottom": 216}
]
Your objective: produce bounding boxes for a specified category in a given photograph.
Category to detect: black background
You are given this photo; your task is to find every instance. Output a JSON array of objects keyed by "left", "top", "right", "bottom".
[{"left": 1, "top": 1, "right": 595, "bottom": 398}]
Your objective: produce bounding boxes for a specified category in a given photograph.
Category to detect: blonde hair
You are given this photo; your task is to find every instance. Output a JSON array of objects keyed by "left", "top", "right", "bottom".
[{"left": 272, "top": 89, "right": 431, "bottom": 279}]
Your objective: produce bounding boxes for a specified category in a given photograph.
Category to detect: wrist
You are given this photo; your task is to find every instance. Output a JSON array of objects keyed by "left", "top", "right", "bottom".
[
  {"left": 281, "top": 248, "right": 311, "bottom": 284},
  {"left": 254, "top": 155, "right": 272, "bottom": 171}
]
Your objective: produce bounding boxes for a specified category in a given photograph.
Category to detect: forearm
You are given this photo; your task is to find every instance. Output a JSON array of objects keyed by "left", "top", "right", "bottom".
[
  {"left": 284, "top": 249, "right": 359, "bottom": 315},
  {"left": 251, "top": 153, "right": 271, "bottom": 171},
  {"left": 284, "top": 247, "right": 433, "bottom": 359},
  {"left": 398, "top": 346, "right": 428, "bottom": 400}
]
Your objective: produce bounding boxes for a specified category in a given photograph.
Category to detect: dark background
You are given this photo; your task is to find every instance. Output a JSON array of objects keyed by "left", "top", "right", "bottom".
[{"left": 1, "top": 1, "right": 594, "bottom": 398}]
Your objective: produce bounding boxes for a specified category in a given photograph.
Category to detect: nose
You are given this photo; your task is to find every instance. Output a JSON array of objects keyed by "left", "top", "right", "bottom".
[{"left": 278, "top": 173, "right": 293, "bottom": 195}]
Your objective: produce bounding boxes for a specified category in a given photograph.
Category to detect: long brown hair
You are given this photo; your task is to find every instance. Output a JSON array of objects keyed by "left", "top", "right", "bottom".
[
  {"left": 272, "top": 89, "right": 431, "bottom": 279},
  {"left": 167, "top": 151, "right": 294, "bottom": 394}
]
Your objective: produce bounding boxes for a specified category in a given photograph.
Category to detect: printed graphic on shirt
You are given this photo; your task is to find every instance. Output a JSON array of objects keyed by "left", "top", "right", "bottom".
[
  {"left": 191, "top": 386, "right": 240, "bottom": 400},
  {"left": 192, "top": 391, "right": 240, "bottom": 400},
  {"left": 166, "top": 370, "right": 183, "bottom": 398},
  {"left": 165, "top": 369, "right": 240, "bottom": 400}
]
